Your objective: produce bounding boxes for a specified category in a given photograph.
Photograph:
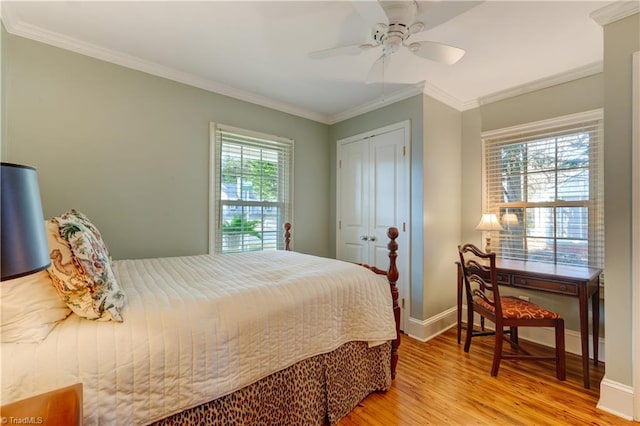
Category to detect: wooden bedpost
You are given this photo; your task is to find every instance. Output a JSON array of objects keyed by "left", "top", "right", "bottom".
[
  {"left": 386, "top": 227, "right": 401, "bottom": 380},
  {"left": 283, "top": 222, "right": 291, "bottom": 251}
]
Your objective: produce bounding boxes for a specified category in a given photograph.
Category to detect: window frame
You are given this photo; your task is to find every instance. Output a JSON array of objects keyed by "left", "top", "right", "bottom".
[
  {"left": 480, "top": 109, "right": 604, "bottom": 268},
  {"left": 209, "top": 123, "right": 294, "bottom": 254}
]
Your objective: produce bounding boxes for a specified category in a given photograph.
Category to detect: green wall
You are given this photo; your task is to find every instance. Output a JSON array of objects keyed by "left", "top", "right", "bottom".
[
  {"left": 422, "top": 96, "right": 461, "bottom": 318},
  {"left": 602, "top": 12, "right": 639, "bottom": 388},
  {"left": 2, "top": 30, "right": 330, "bottom": 260},
  {"left": 480, "top": 74, "right": 604, "bottom": 131},
  {"left": 460, "top": 108, "right": 482, "bottom": 247}
]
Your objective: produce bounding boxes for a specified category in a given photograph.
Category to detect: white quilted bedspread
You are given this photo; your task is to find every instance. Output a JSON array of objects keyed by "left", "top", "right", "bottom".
[{"left": 1, "top": 251, "right": 396, "bottom": 425}]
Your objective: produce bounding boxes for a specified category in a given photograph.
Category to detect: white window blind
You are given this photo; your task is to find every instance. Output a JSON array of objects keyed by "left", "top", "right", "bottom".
[
  {"left": 482, "top": 110, "right": 604, "bottom": 269},
  {"left": 212, "top": 124, "right": 293, "bottom": 253}
]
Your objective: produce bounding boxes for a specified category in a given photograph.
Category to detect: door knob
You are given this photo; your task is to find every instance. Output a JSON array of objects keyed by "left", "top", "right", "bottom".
[
  {"left": 369, "top": 236, "right": 377, "bottom": 242},
  {"left": 360, "top": 235, "right": 369, "bottom": 241}
]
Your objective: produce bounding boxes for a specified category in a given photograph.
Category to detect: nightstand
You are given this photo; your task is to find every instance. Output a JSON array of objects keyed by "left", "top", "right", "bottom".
[{"left": 0, "top": 383, "right": 82, "bottom": 426}]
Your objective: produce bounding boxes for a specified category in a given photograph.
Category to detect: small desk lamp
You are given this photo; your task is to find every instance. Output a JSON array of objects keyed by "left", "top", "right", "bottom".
[
  {"left": 475, "top": 213, "right": 503, "bottom": 253},
  {"left": 1, "top": 163, "right": 51, "bottom": 281},
  {"left": 501, "top": 213, "right": 519, "bottom": 229}
]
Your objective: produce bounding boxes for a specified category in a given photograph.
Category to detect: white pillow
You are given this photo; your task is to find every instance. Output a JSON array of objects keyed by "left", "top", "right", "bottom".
[{"left": 1, "top": 270, "right": 71, "bottom": 343}]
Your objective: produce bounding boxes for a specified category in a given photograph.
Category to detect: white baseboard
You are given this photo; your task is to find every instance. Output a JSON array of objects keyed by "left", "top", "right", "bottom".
[
  {"left": 597, "top": 377, "right": 634, "bottom": 420},
  {"left": 405, "top": 307, "right": 457, "bottom": 342}
]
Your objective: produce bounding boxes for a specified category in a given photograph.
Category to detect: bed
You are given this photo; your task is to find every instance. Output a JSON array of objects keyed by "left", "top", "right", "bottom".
[{"left": 1, "top": 218, "right": 401, "bottom": 425}]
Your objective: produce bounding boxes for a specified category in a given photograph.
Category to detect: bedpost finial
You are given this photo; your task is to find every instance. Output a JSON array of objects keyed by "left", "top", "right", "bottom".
[
  {"left": 387, "top": 227, "right": 398, "bottom": 240},
  {"left": 387, "top": 227, "right": 399, "bottom": 261},
  {"left": 283, "top": 222, "right": 291, "bottom": 251}
]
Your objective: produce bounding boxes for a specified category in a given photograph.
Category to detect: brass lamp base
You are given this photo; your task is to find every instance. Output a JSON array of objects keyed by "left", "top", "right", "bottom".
[{"left": 485, "top": 237, "right": 492, "bottom": 253}]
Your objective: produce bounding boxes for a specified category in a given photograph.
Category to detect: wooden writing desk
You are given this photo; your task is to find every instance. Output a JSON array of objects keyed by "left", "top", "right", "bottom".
[{"left": 456, "top": 259, "right": 601, "bottom": 388}]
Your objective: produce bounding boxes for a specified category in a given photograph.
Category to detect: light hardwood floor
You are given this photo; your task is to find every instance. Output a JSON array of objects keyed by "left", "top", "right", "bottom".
[{"left": 340, "top": 327, "right": 633, "bottom": 425}]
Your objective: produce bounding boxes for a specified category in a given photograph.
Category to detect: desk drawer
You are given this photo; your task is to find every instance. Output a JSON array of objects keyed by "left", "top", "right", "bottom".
[
  {"left": 496, "top": 272, "right": 511, "bottom": 285},
  {"left": 512, "top": 275, "right": 578, "bottom": 296}
]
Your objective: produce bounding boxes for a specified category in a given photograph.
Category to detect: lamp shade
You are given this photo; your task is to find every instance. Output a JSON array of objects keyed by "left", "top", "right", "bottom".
[
  {"left": 502, "top": 213, "right": 519, "bottom": 227},
  {"left": 475, "top": 213, "right": 503, "bottom": 232},
  {"left": 1, "top": 163, "right": 50, "bottom": 281}
]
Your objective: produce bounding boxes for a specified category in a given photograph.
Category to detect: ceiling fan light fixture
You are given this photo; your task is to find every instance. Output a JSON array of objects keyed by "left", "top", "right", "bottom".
[
  {"left": 408, "top": 22, "right": 424, "bottom": 34},
  {"left": 384, "top": 34, "right": 403, "bottom": 54}
]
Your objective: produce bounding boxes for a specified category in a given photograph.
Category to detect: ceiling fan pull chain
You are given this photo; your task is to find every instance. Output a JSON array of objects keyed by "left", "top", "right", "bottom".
[{"left": 381, "top": 55, "right": 386, "bottom": 102}]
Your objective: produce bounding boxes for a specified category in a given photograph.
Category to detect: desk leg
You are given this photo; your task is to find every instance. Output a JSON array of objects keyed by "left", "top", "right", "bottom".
[
  {"left": 592, "top": 284, "right": 600, "bottom": 365},
  {"left": 457, "top": 263, "right": 462, "bottom": 344},
  {"left": 579, "top": 289, "right": 590, "bottom": 389}
]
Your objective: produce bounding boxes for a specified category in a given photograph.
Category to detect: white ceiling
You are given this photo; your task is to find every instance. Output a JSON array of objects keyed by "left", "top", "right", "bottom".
[{"left": 1, "top": 1, "right": 613, "bottom": 123}]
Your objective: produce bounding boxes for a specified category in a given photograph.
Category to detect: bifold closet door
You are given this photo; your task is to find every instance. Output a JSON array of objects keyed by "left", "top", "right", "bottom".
[
  {"left": 337, "top": 138, "right": 369, "bottom": 265},
  {"left": 337, "top": 127, "right": 406, "bottom": 270}
]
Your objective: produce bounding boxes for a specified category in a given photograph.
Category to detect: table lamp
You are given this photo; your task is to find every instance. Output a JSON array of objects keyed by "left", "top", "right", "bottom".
[
  {"left": 501, "top": 213, "right": 519, "bottom": 229},
  {"left": 1, "top": 162, "right": 51, "bottom": 281},
  {"left": 475, "top": 213, "right": 503, "bottom": 253}
]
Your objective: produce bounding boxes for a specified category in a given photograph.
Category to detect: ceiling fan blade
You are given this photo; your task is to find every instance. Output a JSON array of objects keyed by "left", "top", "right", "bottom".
[
  {"left": 309, "top": 43, "right": 377, "bottom": 59},
  {"left": 408, "top": 41, "right": 465, "bottom": 65},
  {"left": 351, "top": 0, "right": 388, "bottom": 25},
  {"left": 366, "top": 53, "right": 391, "bottom": 84}
]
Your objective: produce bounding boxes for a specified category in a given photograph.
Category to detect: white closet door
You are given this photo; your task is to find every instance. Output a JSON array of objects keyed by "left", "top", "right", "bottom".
[
  {"left": 368, "top": 127, "right": 406, "bottom": 271},
  {"left": 337, "top": 138, "right": 369, "bottom": 265}
]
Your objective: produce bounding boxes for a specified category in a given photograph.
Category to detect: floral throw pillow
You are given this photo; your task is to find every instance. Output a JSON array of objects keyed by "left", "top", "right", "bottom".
[
  {"left": 46, "top": 212, "right": 126, "bottom": 322},
  {"left": 61, "top": 209, "right": 112, "bottom": 258}
]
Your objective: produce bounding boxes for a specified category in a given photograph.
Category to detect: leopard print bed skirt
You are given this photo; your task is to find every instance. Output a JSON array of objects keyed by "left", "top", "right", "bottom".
[{"left": 152, "top": 340, "right": 392, "bottom": 426}]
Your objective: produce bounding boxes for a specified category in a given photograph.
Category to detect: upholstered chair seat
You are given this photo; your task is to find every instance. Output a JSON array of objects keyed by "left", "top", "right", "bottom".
[{"left": 473, "top": 295, "right": 561, "bottom": 320}]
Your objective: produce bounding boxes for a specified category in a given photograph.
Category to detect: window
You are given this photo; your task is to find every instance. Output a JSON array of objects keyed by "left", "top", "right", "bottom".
[
  {"left": 211, "top": 124, "right": 293, "bottom": 253},
  {"left": 482, "top": 110, "right": 603, "bottom": 269}
]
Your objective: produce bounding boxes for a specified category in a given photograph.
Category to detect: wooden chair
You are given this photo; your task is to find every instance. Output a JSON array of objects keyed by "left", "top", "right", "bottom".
[{"left": 458, "top": 243, "right": 566, "bottom": 380}]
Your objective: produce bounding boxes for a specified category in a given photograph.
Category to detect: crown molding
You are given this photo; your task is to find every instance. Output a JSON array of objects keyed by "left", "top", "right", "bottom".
[
  {"left": 590, "top": 1, "right": 639, "bottom": 26},
  {"left": 5, "top": 8, "right": 436, "bottom": 126},
  {"left": 421, "top": 81, "right": 465, "bottom": 111},
  {"left": 1, "top": 6, "right": 616, "bottom": 126},
  {"left": 477, "top": 61, "right": 603, "bottom": 107},
  {"left": 328, "top": 79, "right": 473, "bottom": 124},
  {"left": 327, "top": 81, "right": 426, "bottom": 124},
  {"left": 421, "top": 81, "right": 481, "bottom": 111},
  {"left": 461, "top": 99, "right": 481, "bottom": 111},
  {"left": 0, "top": 6, "right": 16, "bottom": 29},
  {"left": 2, "top": 13, "right": 331, "bottom": 125},
  {"left": 1, "top": 7, "right": 466, "bottom": 125}
]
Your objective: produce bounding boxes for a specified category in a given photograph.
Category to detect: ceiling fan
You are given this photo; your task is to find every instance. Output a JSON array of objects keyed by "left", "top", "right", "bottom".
[{"left": 309, "top": 1, "right": 468, "bottom": 83}]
